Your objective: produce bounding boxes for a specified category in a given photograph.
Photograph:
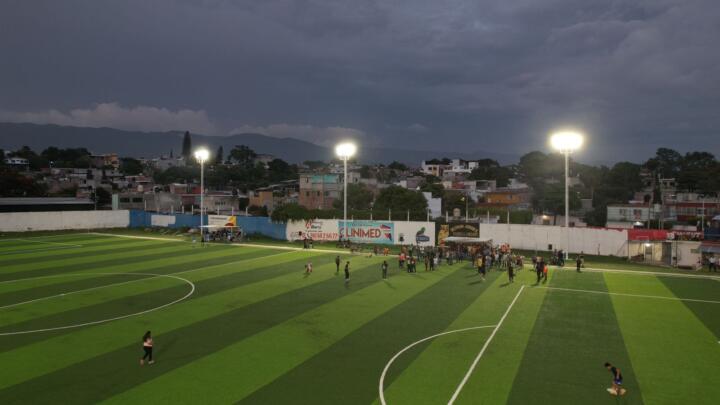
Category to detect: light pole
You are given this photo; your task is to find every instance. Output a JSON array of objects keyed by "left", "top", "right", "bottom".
[
  {"left": 194, "top": 148, "right": 210, "bottom": 244},
  {"left": 700, "top": 194, "right": 705, "bottom": 233},
  {"left": 550, "top": 131, "right": 584, "bottom": 260},
  {"left": 335, "top": 142, "right": 357, "bottom": 241}
]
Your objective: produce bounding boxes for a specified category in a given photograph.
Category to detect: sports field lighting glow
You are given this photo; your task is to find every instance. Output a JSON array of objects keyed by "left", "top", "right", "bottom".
[
  {"left": 335, "top": 142, "right": 357, "bottom": 159},
  {"left": 550, "top": 131, "right": 584, "bottom": 153},
  {"left": 195, "top": 148, "right": 210, "bottom": 243},
  {"left": 335, "top": 142, "right": 357, "bottom": 241},
  {"left": 550, "top": 131, "right": 584, "bottom": 261},
  {"left": 194, "top": 148, "right": 210, "bottom": 163}
]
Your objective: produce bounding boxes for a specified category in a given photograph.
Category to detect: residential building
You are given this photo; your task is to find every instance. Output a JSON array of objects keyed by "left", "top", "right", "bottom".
[
  {"left": 606, "top": 204, "right": 661, "bottom": 227},
  {"left": 4, "top": 156, "right": 29, "bottom": 170},
  {"left": 299, "top": 173, "right": 342, "bottom": 210},
  {"left": 90, "top": 153, "right": 119, "bottom": 169},
  {"left": 249, "top": 190, "right": 275, "bottom": 212},
  {"left": 420, "top": 160, "right": 450, "bottom": 177},
  {"left": 422, "top": 192, "right": 442, "bottom": 219}
]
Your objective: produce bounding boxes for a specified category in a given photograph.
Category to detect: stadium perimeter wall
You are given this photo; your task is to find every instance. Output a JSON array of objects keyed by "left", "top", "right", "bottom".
[
  {"left": 0, "top": 210, "right": 130, "bottom": 232},
  {"left": 477, "top": 223, "right": 629, "bottom": 256}
]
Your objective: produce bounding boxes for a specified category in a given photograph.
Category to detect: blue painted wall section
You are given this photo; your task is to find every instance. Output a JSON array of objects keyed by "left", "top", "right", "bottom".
[
  {"left": 128, "top": 210, "right": 286, "bottom": 240},
  {"left": 235, "top": 216, "right": 287, "bottom": 240}
]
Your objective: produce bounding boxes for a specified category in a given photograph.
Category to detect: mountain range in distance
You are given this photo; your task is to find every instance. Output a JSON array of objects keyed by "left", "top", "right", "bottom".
[{"left": 0, "top": 122, "right": 518, "bottom": 165}]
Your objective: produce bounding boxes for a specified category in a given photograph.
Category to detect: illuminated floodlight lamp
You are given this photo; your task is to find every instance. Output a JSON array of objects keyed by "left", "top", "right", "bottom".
[
  {"left": 550, "top": 131, "right": 584, "bottom": 153},
  {"left": 335, "top": 142, "right": 357, "bottom": 159},
  {"left": 194, "top": 148, "right": 210, "bottom": 163}
]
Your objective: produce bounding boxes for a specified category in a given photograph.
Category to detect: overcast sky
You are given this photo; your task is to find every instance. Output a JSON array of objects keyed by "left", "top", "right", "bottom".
[{"left": 1, "top": 0, "right": 719, "bottom": 163}]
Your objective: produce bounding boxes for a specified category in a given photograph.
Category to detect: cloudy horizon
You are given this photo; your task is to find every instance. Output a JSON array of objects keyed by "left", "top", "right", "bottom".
[{"left": 1, "top": 0, "right": 719, "bottom": 163}]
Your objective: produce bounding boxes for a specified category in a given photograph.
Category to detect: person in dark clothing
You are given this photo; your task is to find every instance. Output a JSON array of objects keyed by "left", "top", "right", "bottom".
[
  {"left": 604, "top": 362, "right": 626, "bottom": 396},
  {"left": 507, "top": 258, "right": 515, "bottom": 283},
  {"left": 535, "top": 257, "right": 544, "bottom": 283},
  {"left": 344, "top": 261, "right": 350, "bottom": 284},
  {"left": 140, "top": 331, "right": 154, "bottom": 365},
  {"left": 576, "top": 255, "right": 582, "bottom": 273},
  {"left": 381, "top": 261, "right": 388, "bottom": 279},
  {"left": 335, "top": 256, "right": 341, "bottom": 274}
]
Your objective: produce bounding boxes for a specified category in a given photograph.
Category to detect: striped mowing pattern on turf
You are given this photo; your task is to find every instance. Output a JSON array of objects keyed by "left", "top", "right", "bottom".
[{"left": 0, "top": 233, "right": 718, "bottom": 405}]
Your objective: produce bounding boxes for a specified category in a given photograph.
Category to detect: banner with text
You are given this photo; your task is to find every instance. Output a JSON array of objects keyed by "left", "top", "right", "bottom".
[
  {"left": 340, "top": 220, "right": 394, "bottom": 244},
  {"left": 286, "top": 219, "right": 339, "bottom": 241}
]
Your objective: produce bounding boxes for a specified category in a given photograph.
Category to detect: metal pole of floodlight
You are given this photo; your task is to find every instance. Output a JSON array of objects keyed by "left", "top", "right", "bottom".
[
  {"left": 550, "top": 131, "right": 584, "bottom": 260},
  {"left": 194, "top": 148, "right": 210, "bottom": 244},
  {"left": 335, "top": 142, "right": 357, "bottom": 242}
]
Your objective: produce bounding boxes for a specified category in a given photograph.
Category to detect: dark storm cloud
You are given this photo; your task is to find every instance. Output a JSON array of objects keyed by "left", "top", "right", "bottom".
[{"left": 0, "top": 0, "right": 718, "bottom": 162}]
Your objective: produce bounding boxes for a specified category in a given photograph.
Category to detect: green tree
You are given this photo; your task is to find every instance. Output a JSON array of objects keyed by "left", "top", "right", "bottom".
[
  {"left": 120, "top": 158, "right": 144, "bottom": 175},
  {"left": 468, "top": 159, "right": 513, "bottom": 187},
  {"left": 271, "top": 203, "right": 312, "bottom": 222},
  {"left": 333, "top": 183, "right": 373, "bottom": 211},
  {"left": 678, "top": 152, "right": 718, "bottom": 193},
  {"left": 215, "top": 146, "right": 224, "bottom": 165},
  {"left": 419, "top": 180, "right": 444, "bottom": 198},
  {"left": 181, "top": 131, "right": 192, "bottom": 161},
  {"left": 267, "top": 158, "right": 296, "bottom": 182},
  {"left": 388, "top": 161, "right": 408, "bottom": 171},
  {"left": 644, "top": 148, "right": 683, "bottom": 179},
  {"left": 0, "top": 168, "right": 47, "bottom": 196},
  {"left": 11, "top": 146, "right": 47, "bottom": 170},
  {"left": 229, "top": 145, "right": 257, "bottom": 168},
  {"left": 374, "top": 185, "right": 428, "bottom": 215}
]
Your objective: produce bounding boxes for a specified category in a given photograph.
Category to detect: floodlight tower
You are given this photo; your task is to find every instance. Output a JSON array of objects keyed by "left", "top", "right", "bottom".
[
  {"left": 194, "top": 148, "right": 210, "bottom": 243},
  {"left": 335, "top": 142, "right": 357, "bottom": 241},
  {"left": 550, "top": 131, "right": 584, "bottom": 260}
]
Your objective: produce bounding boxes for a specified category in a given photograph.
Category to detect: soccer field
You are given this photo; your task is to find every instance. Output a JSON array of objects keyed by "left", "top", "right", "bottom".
[{"left": 0, "top": 233, "right": 718, "bottom": 404}]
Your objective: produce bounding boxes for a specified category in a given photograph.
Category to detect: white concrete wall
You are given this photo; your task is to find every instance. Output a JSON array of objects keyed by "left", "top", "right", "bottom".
[
  {"left": 674, "top": 241, "right": 701, "bottom": 269},
  {"left": 0, "top": 210, "right": 130, "bottom": 232},
  {"left": 477, "top": 223, "right": 628, "bottom": 256}
]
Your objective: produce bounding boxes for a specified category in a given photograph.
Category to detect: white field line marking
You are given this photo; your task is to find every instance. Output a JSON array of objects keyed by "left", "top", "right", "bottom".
[
  {"left": 579, "top": 266, "right": 720, "bottom": 280},
  {"left": 92, "top": 232, "right": 372, "bottom": 256},
  {"left": 378, "top": 325, "right": 497, "bottom": 405},
  {"left": 447, "top": 285, "right": 525, "bottom": 405},
  {"left": 534, "top": 286, "right": 720, "bottom": 304},
  {"left": 0, "top": 272, "right": 195, "bottom": 336},
  {"left": 0, "top": 250, "right": 297, "bottom": 310},
  {"left": 0, "top": 246, "right": 80, "bottom": 256},
  {"left": 14, "top": 239, "right": 83, "bottom": 247}
]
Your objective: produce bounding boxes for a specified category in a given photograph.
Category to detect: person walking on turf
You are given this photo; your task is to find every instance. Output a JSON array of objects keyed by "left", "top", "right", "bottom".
[
  {"left": 335, "top": 255, "right": 341, "bottom": 274},
  {"left": 140, "top": 331, "right": 154, "bottom": 365},
  {"left": 576, "top": 255, "right": 582, "bottom": 273},
  {"left": 381, "top": 260, "right": 388, "bottom": 279},
  {"left": 507, "top": 257, "right": 515, "bottom": 283},
  {"left": 604, "top": 362, "right": 626, "bottom": 396},
  {"left": 305, "top": 261, "right": 313, "bottom": 275},
  {"left": 344, "top": 261, "right": 350, "bottom": 285},
  {"left": 535, "top": 257, "right": 544, "bottom": 284}
]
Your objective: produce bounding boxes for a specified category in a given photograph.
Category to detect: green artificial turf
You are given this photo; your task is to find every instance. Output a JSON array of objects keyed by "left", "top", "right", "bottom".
[{"left": 0, "top": 234, "right": 718, "bottom": 404}]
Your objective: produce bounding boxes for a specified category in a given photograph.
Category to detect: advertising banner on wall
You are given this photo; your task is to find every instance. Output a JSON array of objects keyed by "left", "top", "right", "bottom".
[
  {"left": 207, "top": 215, "right": 237, "bottom": 228},
  {"left": 286, "top": 219, "right": 340, "bottom": 241},
  {"left": 448, "top": 222, "right": 480, "bottom": 238},
  {"left": 151, "top": 214, "right": 176, "bottom": 227},
  {"left": 395, "top": 221, "right": 436, "bottom": 246},
  {"left": 340, "top": 220, "right": 394, "bottom": 244}
]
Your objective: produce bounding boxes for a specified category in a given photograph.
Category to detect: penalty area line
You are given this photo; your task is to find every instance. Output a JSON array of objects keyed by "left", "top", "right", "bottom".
[
  {"left": 447, "top": 285, "right": 525, "bottom": 405},
  {"left": 533, "top": 285, "right": 720, "bottom": 304},
  {"left": 378, "top": 325, "right": 497, "bottom": 405}
]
